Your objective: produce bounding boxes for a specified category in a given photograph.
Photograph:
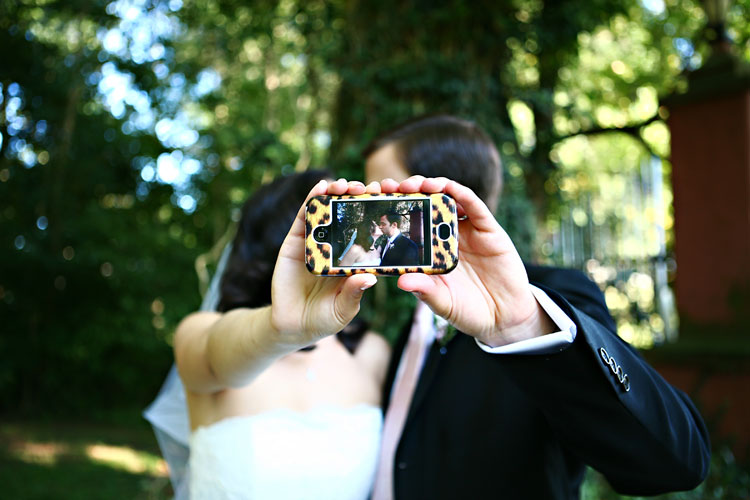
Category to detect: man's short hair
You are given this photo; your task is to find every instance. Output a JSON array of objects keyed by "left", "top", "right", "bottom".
[
  {"left": 380, "top": 211, "right": 402, "bottom": 226},
  {"left": 363, "top": 114, "right": 502, "bottom": 213}
]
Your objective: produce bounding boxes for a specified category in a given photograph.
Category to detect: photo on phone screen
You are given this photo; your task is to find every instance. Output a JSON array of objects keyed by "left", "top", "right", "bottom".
[{"left": 331, "top": 198, "right": 430, "bottom": 268}]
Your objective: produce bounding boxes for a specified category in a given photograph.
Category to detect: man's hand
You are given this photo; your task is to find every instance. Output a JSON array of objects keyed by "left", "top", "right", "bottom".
[
  {"left": 270, "top": 179, "right": 377, "bottom": 347},
  {"left": 382, "top": 176, "right": 556, "bottom": 347}
]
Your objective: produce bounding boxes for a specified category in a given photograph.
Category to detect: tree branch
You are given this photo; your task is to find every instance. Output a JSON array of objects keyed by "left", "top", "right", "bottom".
[{"left": 558, "top": 113, "right": 666, "bottom": 159}]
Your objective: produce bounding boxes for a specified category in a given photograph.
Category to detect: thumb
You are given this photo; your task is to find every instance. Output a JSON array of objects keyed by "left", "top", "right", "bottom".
[
  {"left": 333, "top": 274, "right": 378, "bottom": 326},
  {"left": 397, "top": 273, "right": 453, "bottom": 319}
]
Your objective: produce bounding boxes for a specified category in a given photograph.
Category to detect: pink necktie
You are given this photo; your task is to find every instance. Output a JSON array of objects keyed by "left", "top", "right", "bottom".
[{"left": 371, "top": 301, "right": 433, "bottom": 500}]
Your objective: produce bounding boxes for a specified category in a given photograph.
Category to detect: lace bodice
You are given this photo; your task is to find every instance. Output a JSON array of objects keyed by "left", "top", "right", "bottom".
[{"left": 189, "top": 405, "right": 383, "bottom": 500}]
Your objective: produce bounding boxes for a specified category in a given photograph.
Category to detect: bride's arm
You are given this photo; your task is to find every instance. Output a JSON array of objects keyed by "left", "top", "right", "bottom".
[
  {"left": 354, "top": 331, "right": 391, "bottom": 391},
  {"left": 174, "top": 306, "right": 297, "bottom": 394},
  {"left": 176, "top": 178, "right": 379, "bottom": 395}
]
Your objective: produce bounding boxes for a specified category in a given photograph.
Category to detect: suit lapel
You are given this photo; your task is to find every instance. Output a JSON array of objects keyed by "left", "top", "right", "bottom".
[
  {"left": 382, "top": 321, "right": 411, "bottom": 411},
  {"left": 404, "top": 340, "right": 444, "bottom": 424},
  {"left": 384, "top": 307, "right": 460, "bottom": 426},
  {"left": 395, "top": 263, "right": 569, "bottom": 419},
  {"left": 382, "top": 234, "right": 398, "bottom": 260}
]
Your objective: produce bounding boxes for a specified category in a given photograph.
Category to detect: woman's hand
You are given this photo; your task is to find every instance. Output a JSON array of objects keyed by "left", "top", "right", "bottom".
[{"left": 270, "top": 179, "right": 378, "bottom": 347}]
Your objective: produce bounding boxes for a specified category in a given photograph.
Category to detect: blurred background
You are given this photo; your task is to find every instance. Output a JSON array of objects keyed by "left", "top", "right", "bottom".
[{"left": 1, "top": 0, "right": 749, "bottom": 498}]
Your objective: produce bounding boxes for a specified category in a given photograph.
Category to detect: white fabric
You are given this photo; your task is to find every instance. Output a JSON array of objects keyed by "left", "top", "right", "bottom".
[
  {"left": 189, "top": 405, "right": 383, "bottom": 500},
  {"left": 143, "top": 242, "right": 233, "bottom": 499},
  {"left": 474, "top": 284, "right": 577, "bottom": 354},
  {"left": 339, "top": 244, "right": 382, "bottom": 267},
  {"left": 144, "top": 365, "right": 191, "bottom": 499},
  {"left": 353, "top": 255, "right": 382, "bottom": 266}
]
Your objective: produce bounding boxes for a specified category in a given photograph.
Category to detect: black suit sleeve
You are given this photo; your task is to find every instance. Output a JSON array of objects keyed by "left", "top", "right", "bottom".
[{"left": 501, "top": 267, "right": 710, "bottom": 495}]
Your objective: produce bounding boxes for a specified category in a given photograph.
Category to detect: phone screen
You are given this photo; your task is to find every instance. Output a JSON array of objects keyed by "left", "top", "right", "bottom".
[{"left": 331, "top": 198, "right": 431, "bottom": 268}]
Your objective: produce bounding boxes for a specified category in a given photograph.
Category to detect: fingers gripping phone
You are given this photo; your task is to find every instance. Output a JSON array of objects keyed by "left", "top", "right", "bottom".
[{"left": 305, "top": 192, "right": 458, "bottom": 276}]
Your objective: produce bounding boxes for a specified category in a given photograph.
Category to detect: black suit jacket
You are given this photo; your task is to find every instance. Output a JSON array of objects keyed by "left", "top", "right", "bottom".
[
  {"left": 381, "top": 233, "right": 420, "bottom": 267},
  {"left": 382, "top": 264, "right": 710, "bottom": 500}
]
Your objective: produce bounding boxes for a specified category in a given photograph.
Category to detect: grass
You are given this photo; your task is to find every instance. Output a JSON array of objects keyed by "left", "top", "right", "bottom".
[
  {"left": 2, "top": 415, "right": 748, "bottom": 499},
  {"left": 0, "top": 417, "right": 172, "bottom": 500}
]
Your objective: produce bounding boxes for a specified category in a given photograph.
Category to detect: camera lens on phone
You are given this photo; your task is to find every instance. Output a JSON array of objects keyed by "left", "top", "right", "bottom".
[
  {"left": 437, "top": 223, "right": 452, "bottom": 241},
  {"left": 314, "top": 226, "right": 329, "bottom": 242}
]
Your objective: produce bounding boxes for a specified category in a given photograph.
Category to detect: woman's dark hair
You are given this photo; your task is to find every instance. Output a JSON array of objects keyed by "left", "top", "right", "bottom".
[
  {"left": 217, "top": 170, "right": 329, "bottom": 312},
  {"left": 353, "top": 220, "right": 375, "bottom": 249},
  {"left": 217, "top": 169, "right": 369, "bottom": 353},
  {"left": 363, "top": 114, "right": 502, "bottom": 213}
]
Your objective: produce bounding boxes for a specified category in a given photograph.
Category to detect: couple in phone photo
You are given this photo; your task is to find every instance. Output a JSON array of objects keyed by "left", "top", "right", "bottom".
[
  {"left": 145, "top": 114, "right": 710, "bottom": 500},
  {"left": 338, "top": 211, "right": 420, "bottom": 268}
]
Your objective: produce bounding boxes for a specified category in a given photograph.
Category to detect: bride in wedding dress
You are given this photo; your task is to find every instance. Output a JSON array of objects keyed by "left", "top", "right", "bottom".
[
  {"left": 145, "top": 171, "right": 389, "bottom": 500},
  {"left": 338, "top": 220, "right": 384, "bottom": 267}
]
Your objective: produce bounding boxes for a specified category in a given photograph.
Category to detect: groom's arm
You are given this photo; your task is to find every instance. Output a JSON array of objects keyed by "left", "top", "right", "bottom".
[
  {"left": 381, "top": 175, "right": 710, "bottom": 495},
  {"left": 495, "top": 269, "right": 710, "bottom": 495}
]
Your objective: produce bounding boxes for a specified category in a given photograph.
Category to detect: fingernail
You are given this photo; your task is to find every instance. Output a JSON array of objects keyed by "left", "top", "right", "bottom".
[
  {"left": 411, "top": 291, "right": 422, "bottom": 299},
  {"left": 360, "top": 276, "right": 377, "bottom": 291}
]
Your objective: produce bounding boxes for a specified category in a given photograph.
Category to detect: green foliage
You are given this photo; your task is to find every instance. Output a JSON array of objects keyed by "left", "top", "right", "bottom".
[
  {"left": 3, "top": 0, "right": 750, "bottom": 417},
  {"left": 582, "top": 446, "right": 750, "bottom": 500},
  {"left": 0, "top": 0, "right": 203, "bottom": 415}
]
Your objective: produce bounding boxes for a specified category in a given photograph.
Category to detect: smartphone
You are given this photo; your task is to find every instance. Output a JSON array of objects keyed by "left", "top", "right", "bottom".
[{"left": 305, "top": 192, "right": 458, "bottom": 276}]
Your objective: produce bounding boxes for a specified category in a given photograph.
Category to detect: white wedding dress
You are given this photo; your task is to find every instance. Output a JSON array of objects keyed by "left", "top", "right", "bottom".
[
  {"left": 145, "top": 245, "right": 383, "bottom": 499},
  {"left": 189, "top": 405, "right": 383, "bottom": 500}
]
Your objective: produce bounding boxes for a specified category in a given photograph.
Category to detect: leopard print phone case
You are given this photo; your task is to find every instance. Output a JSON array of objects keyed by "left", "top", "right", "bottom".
[{"left": 305, "top": 192, "right": 458, "bottom": 276}]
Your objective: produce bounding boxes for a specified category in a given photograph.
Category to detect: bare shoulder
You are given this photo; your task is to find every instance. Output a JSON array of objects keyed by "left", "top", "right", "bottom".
[
  {"left": 339, "top": 244, "right": 366, "bottom": 266},
  {"left": 354, "top": 331, "right": 391, "bottom": 385},
  {"left": 173, "top": 310, "right": 223, "bottom": 387},
  {"left": 174, "top": 311, "right": 222, "bottom": 347}
]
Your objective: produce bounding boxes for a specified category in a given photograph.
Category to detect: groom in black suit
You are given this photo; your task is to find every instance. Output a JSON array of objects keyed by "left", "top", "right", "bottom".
[
  {"left": 377, "top": 212, "right": 420, "bottom": 267},
  {"left": 363, "top": 115, "right": 710, "bottom": 500}
]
